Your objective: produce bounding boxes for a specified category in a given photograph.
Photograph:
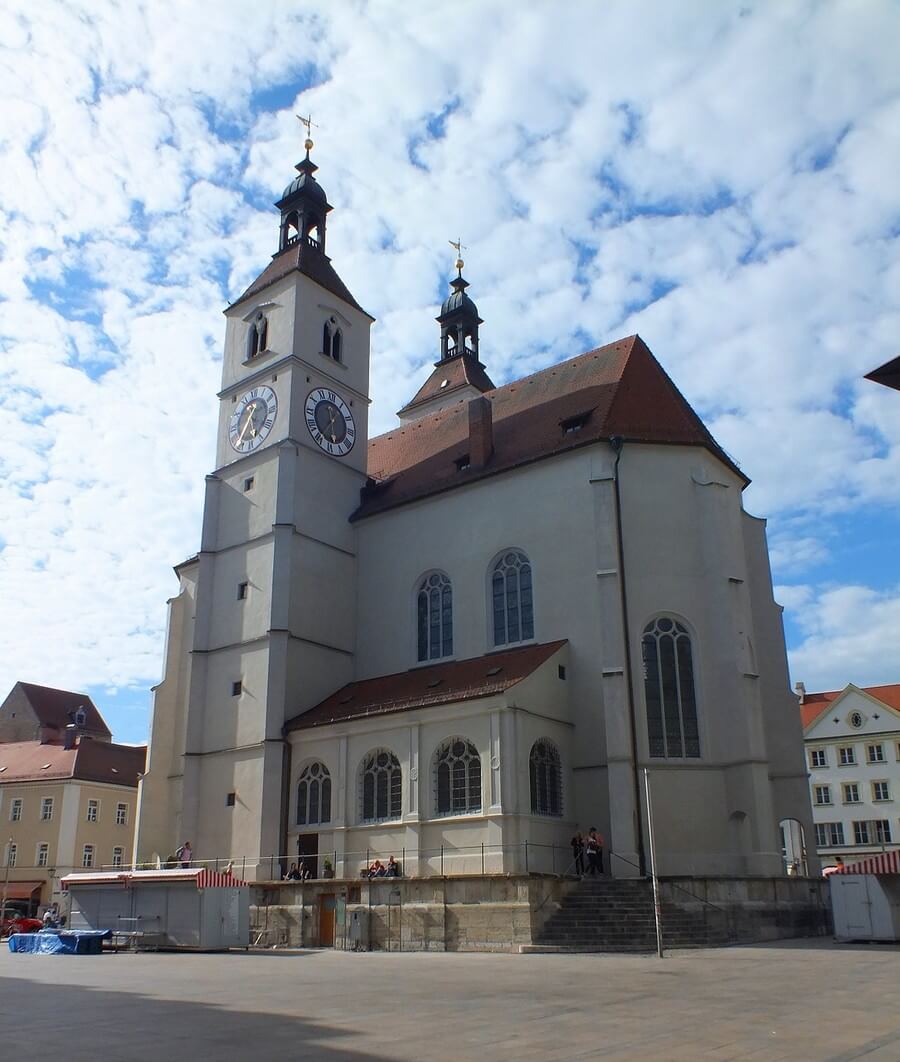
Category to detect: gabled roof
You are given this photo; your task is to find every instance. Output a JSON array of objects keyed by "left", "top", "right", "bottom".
[
  {"left": 398, "top": 353, "right": 495, "bottom": 417},
  {"left": 0, "top": 738, "right": 146, "bottom": 787},
  {"left": 285, "top": 640, "right": 567, "bottom": 731},
  {"left": 358, "top": 335, "right": 744, "bottom": 520},
  {"left": 865, "top": 355, "right": 900, "bottom": 392},
  {"left": 13, "top": 682, "right": 111, "bottom": 739},
  {"left": 800, "top": 683, "right": 900, "bottom": 730},
  {"left": 228, "top": 240, "right": 370, "bottom": 317}
]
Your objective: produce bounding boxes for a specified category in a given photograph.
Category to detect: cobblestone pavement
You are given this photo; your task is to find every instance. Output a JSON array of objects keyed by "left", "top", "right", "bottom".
[{"left": 1, "top": 939, "right": 899, "bottom": 1061}]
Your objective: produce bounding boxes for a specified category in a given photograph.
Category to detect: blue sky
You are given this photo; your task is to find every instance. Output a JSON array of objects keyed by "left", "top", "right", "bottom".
[{"left": 1, "top": 1, "right": 899, "bottom": 745}]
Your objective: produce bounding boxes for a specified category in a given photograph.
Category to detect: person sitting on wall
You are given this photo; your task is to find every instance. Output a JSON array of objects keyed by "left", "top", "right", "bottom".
[
  {"left": 368, "top": 859, "right": 385, "bottom": 878},
  {"left": 385, "top": 856, "right": 401, "bottom": 878},
  {"left": 299, "top": 864, "right": 312, "bottom": 881},
  {"left": 285, "top": 863, "right": 302, "bottom": 881}
]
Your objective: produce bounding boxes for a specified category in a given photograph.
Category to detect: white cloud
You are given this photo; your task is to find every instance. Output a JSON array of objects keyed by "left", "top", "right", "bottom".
[{"left": 0, "top": 0, "right": 898, "bottom": 735}]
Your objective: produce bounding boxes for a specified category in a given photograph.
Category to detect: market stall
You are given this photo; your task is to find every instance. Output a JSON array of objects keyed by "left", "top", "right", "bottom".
[
  {"left": 829, "top": 851, "right": 900, "bottom": 942},
  {"left": 62, "top": 867, "right": 249, "bottom": 950}
]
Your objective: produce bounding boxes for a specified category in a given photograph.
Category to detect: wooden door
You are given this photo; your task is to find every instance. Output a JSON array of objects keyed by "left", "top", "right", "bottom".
[
  {"left": 298, "top": 833, "right": 318, "bottom": 879},
  {"left": 319, "top": 894, "right": 336, "bottom": 947}
]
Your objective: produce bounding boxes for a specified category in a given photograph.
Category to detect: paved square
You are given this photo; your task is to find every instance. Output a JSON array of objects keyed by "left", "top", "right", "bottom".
[{"left": 1, "top": 939, "right": 898, "bottom": 1060}]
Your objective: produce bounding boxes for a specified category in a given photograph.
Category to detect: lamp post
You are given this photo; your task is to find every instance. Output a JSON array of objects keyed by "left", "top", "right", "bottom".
[{"left": 1, "top": 836, "right": 12, "bottom": 926}]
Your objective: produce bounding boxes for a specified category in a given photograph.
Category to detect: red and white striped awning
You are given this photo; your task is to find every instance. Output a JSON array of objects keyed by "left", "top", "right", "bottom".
[
  {"left": 832, "top": 850, "right": 900, "bottom": 875},
  {"left": 62, "top": 868, "right": 246, "bottom": 890}
]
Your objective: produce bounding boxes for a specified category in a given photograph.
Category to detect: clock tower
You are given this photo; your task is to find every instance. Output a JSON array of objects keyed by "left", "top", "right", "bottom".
[{"left": 139, "top": 135, "right": 373, "bottom": 877}]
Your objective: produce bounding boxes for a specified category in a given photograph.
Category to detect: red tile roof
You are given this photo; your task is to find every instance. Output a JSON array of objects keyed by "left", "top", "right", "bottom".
[
  {"left": 358, "top": 334, "right": 744, "bottom": 520},
  {"left": 0, "top": 738, "right": 146, "bottom": 786},
  {"left": 229, "top": 240, "right": 370, "bottom": 316},
  {"left": 285, "top": 640, "right": 567, "bottom": 731},
  {"left": 800, "top": 683, "right": 900, "bottom": 730},
  {"left": 865, "top": 355, "right": 900, "bottom": 392},
  {"left": 13, "top": 682, "right": 111, "bottom": 739},
  {"left": 398, "top": 353, "right": 495, "bottom": 416}
]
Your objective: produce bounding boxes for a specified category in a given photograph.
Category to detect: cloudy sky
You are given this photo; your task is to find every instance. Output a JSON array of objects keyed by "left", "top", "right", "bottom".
[{"left": 1, "top": 1, "right": 898, "bottom": 744}]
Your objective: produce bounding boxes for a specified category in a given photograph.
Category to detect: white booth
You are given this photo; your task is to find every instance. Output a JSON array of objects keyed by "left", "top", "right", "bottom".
[
  {"left": 62, "top": 867, "right": 249, "bottom": 950},
  {"left": 829, "top": 851, "right": 900, "bottom": 943}
]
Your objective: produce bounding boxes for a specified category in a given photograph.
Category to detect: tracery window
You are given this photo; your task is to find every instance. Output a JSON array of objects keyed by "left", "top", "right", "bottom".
[
  {"left": 297, "top": 761, "right": 332, "bottom": 826},
  {"left": 492, "top": 551, "right": 534, "bottom": 646},
  {"left": 246, "top": 311, "right": 268, "bottom": 359},
  {"left": 323, "top": 317, "right": 343, "bottom": 361},
  {"left": 360, "top": 749, "right": 402, "bottom": 823},
  {"left": 529, "top": 739, "right": 562, "bottom": 816},
  {"left": 417, "top": 572, "right": 453, "bottom": 662},
  {"left": 641, "top": 617, "right": 701, "bottom": 759},
  {"left": 434, "top": 738, "right": 481, "bottom": 816}
]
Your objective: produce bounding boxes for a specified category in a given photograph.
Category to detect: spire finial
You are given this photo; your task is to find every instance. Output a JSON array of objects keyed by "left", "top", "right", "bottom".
[
  {"left": 449, "top": 237, "right": 466, "bottom": 275},
  {"left": 296, "top": 113, "right": 318, "bottom": 155}
]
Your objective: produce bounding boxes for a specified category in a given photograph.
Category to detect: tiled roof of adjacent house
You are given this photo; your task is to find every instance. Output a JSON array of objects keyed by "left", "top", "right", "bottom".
[
  {"left": 358, "top": 334, "right": 743, "bottom": 520},
  {"left": 398, "top": 353, "right": 495, "bottom": 416},
  {"left": 285, "top": 640, "right": 567, "bottom": 731},
  {"left": 229, "top": 240, "right": 370, "bottom": 316},
  {"left": 14, "top": 682, "right": 111, "bottom": 738},
  {"left": 0, "top": 738, "right": 146, "bottom": 786},
  {"left": 800, "top": 683, "right": 900, "bottom": 730}
]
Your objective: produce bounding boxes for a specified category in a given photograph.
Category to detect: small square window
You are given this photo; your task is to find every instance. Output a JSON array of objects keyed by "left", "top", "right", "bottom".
[
  {"left": 838, "top": 746, "right": 856, "bottom": 766},
  {"left": 813, "top": 785, "right": 831, "bottom": 806},
  {"left": 842, "top": 783, "right": 860, "bottom": 804},
  {"left": 867, "top": 744, "right": 885, "bottom": 764},
  {"left": 238, "top": 582, "right": 248, "bottom": 600},
  {"left": 226, "top": 792, "right": 236, "bottom": 807},
  {"left": 872, "top": 781, "right": 890, "bottom": 802},
  {"left": 232, "top": 680, "right": 242, "bottom": 697},
  {"left": 455, "top": 455, "right": 470, "bottom": 472},
  {"left": 809, "top": 749, "right": 827, "bottom": 769},
  {"left": 243, "top": 476, "right": 255, "bottom": 492}
]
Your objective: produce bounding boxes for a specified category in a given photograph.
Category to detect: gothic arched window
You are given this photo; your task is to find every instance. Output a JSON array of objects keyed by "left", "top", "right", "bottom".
[
  {"left": 434, "top": 738, "right": 481, "bottom": 816},
  {"left": 641, "top": 616, "right": 701, "bottom": 759},
  {"left": 529, "top": 739, "right": 562, "bottom": 816},
  {"left": 332, "top": 328, "right": 342, "bottom": 362},
  {"left": 417, "top": 572, "right": 453, "bottom": 662},
  {"left": 246, "top": 312, "right": 268, "bottom": 359},
  {"left": 297, "top": 762, "right": 332, "bottom": 825},
  {"left": 360, "top": 749, "right": 402, "bottom": 823},
  {"left": 491, "top": 550, "right": 534, "bottom": 646}
]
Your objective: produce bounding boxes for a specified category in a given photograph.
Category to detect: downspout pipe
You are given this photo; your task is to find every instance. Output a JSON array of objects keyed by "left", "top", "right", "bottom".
[{"left": 609, "top": 435, "right": 647, "bottom": 877}]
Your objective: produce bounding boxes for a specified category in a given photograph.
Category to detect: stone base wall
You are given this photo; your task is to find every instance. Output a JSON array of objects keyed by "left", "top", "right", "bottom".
[{"left": 248, "top": 874, "right": 828, "bottom": 952}]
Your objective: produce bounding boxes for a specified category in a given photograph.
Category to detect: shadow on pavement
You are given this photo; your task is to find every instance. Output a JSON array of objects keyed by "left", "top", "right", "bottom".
[{"left": 0, "top": 972, "right": 388, "bottom": 1062}]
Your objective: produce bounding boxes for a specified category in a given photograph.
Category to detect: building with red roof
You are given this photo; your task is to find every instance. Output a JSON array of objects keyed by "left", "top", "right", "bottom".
[
  {"left": 0, "top": 683, "right": 146, "bottom": 912},
  {"left": 798, "top": 681, "right": 900, "bottom": 870},
  {"left": 135, "top": 144, "right": 814, "bottom": 884}
]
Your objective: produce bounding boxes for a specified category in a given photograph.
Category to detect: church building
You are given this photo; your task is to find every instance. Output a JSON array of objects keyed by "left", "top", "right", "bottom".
[{"left": 134, "top": 137, "right": 815, "bottom": 882}]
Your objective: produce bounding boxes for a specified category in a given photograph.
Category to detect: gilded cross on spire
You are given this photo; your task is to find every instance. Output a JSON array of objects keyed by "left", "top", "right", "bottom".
[
  {"left": 296, "top": 113, "right": 318, "bottom": 153},
  {"left": 449, "top": 237, "right": 466, "bottom": 274}
]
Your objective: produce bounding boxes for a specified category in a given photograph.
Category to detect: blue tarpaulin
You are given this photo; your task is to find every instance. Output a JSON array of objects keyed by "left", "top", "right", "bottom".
[{"left": 8, "top": 929, "right": 111, "bottom": 955}]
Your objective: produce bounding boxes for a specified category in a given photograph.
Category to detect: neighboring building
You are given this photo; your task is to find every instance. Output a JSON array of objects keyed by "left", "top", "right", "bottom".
[
  {"left": 135, "top": 140, "right": 814, "bottom": 881},
  {"left": 865, "top": 355, "right": 900, "bottom": 393},
  {"left": 0, "top": 683, "right": 145, "bottom": 911},
  {"left": 799, "top": 682, "right": 900, "bottom": 867}
]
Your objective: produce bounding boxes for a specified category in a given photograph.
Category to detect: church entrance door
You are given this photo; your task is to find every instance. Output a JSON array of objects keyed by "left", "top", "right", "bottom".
[
  {"left": 298, "top": 833, "right": 318, "bottom": 879},
  {"left": 319, "top": 894, "right": 336, "bottom": 947}
]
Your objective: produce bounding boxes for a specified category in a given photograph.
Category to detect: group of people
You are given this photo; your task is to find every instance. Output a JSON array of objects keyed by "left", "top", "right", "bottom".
[
  {"left": 284, "top": 863, "right": 313, "bottom": 881},
  {"left": 570, "top": 828, "right": 605, "bottom": 876},
  {"left": 367, "top": 856, "right": 400, "bottom": 878}
]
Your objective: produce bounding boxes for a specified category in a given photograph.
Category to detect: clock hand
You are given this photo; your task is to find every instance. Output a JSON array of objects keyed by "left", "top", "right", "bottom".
[{"left": 237, "top": 411, "right": 254, "bottom": 443}]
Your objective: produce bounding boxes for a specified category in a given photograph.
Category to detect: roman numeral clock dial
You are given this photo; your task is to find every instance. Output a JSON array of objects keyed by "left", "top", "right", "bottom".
[
  {"left": 305, "top": 388, "right": 356, "bottom": 456},
  {"left": 229, "top": 386, "right": 278, "bottom": 453}
]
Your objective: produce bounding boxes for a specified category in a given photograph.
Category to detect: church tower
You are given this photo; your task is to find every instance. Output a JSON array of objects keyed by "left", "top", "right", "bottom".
[{"left": 136, "top": 131, "right": 373, "bottom": 877}]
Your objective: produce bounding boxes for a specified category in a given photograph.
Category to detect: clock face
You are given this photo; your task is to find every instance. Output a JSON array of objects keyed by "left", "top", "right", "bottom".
[
  {"left": 229, "top": 386, "right": 277, "bottom": 453},
  {"left": 305, "top": 387, "right": 356, "bottom": 456}
]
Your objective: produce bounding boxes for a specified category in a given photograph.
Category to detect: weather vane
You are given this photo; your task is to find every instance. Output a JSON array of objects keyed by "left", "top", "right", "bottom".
[
  {"left": 296, "top": 113, "right": 318, "bottom": 153},
  {"left": 449, "top": 237, "right": 466, "bottom": 274}
]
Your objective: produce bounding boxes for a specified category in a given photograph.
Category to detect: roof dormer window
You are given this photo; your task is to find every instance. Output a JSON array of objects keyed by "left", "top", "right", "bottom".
[{"left": 561, "top": 412, "right": 590, "bottom": 435}]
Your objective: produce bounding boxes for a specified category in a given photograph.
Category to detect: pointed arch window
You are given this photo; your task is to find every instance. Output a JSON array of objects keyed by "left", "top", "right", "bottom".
[
  {"left": 641, "top": 617, "right": 700, "bottom": 758},
  {"left": 323, "top": 317, "right": 343, "bottom": 362},
  {"left": 529, "top": 740, "right": 562, "bottom": 816},
  {"left": 246, "top": 311, "right": 268, "bottom": 359},
  {"left": 360, "top": 749, "right": 402, "bottom": 823},
  {"left": 492, "top": 551, "right": 534, "bottom": 646},
  {"left": 434, "top": 738, "right": 481, "bottom": 816},
  {"left": 417, "top": 572, "right": 453, "bottom": 662},
  {"left": 297, "top": 762, "right": 332, "bottom": 825}
]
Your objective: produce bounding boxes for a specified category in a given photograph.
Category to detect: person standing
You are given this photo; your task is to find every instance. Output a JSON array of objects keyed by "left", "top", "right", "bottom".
[
  {"left": 570, "top": 832, "right": 585, "bottom": 875},
  {"left": 176, "top": 840, "right": 193, "bottom": 868},
  {"left": 586, "top": 828, "right": 604, "bottom": 875}
]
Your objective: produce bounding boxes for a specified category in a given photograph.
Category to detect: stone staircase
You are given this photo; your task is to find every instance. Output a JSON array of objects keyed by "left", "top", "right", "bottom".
[{"left": 524, "top": 877, "right": 734, "bottom": 953}]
